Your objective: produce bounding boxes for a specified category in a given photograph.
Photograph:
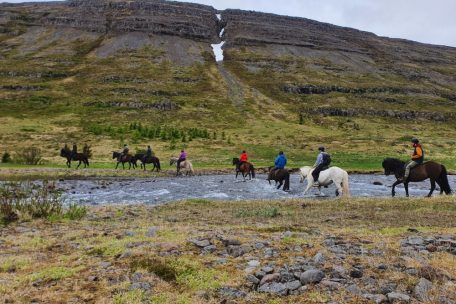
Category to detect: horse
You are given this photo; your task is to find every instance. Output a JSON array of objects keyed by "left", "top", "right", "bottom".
[
  {"left": 267, "top": 167, "right": 290, "bottom": 191},
  {"left": 60, "top": 148, "right": 89, "bottom": 169},
  {"left": 382, "top": 158, "right": 452, "bottom": 197},
  {"left": 112, "top": 151, "right": 135, "bottom": 169},
  {"left": 134, "top": 153, "right": 161, "bottom": 172},
  {"left": 170, "top": 157, "right": 194, "bottom": 176},
  {"left": 299, "top": 166, "right": 350, "bottom": 197},
  {"left": 232, "top": 158, "right": 255, "bottom": 181}
]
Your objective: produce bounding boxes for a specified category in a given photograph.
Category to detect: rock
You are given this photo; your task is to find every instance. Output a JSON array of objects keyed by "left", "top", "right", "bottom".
[
  {"left": 414, "top": 278, "right": 432, "bottom": 301},
  {"left": 246, "top": 274, "right": 260, "bottom": 285},
  {"left": 363, "top": 293, "right": 388, "bottom": 304},
  {"left": 100, "top": 262, "right": 112, "bottom": 268},
  {"left": 331, "top": 265, "right": 347, "bottom": 278},
  {"left": 125, "top": 231, "right": 135, "bottom": 237},
  {"left": 321, "top": 280, "right": 342, "bottom": 291},
  {"left": 418, "top": 265, "right": 451, "bottom": 281},
  {"left": 189, "top": 239, "right": 211, "bottom": 248},
  {"left": 350, "top": 268, "right": 363, "bottom": 278},
  {"left": 227, "top": 244, "right": 252, "bottom": 257},
  {"left": 407, "top": 228, "right": 419, "bottom": 233},
  {"left": 222, "top": 239, "right": 241, "bottom": 246},
  {"left": 407, "top": 236, "right": 424, "bottom": 246},
  {"left": 262, "top": 266, "right": 274, "bottom": 274},
  {"left": 258, "top": 282, "right": 288, "bottom": 295},
  {"left": 377, "top": 264, "right": 388, "bottom": 270},
  {"left": 387, "top": 292, "right": 410, "bottom": 303},
  {"left": 282, "top": 231, "right": 293, "bottom": 238},
  {"left": 279, "top": 271, "right": 295, "bottom": 283},
  {"left": 146, "top": 227, "right": 158, "bottom": 237},
  {"left": 202, "top": 245, "right": 217, "bottom": 254},
  {"left": 247, "top": 260, "right": 260, "bottom": 267},
  {"left": 260, "top": 273, "right": 281, "bottom": 286},
  {"left": 346, "top": 284, "right": 362, "bottom": 295},
  {"left": 313, "top": 252, "right": 325, "bottom": 265},
  {"left": 254, "top": 242, "right": 265, "bottom": 249},
  {"left": 254, "top": 271, "right": 266, "bottom": 279},
  {"left": 373, "top": 181, "right": 383, "bottom": 186},
  {"left": 300, "top": 269, "right": 325, "bottom": 285},
  {"left": 285, "top": 280, "right": 302, "bottom": 291},
  {"left": 218, "top": 287, "right": 247, "bottom": 299},
  {"left": 380, "top": 283, "right": 397, "bottom": 294},
  {"left": 88, "top": 276, "right": 99, "bottom": 282},
  {"left": 129, "top": 282, "right": 151, "bottom": 291}
]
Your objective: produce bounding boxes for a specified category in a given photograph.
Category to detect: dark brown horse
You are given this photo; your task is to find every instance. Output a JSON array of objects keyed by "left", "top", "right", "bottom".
[
  {"left": 267, "top": 167, "right": 290, "bottom": 191},
  {"left": 112, "top": 151, "right": 135, "bottom": 169},
  {"left": 134, "top": 153, "right": 161, "bottom": 172},
  {"left": 232, "top": 158, "right": 255, "bottom": 181},
  {"left": 382, "top": 158, "right": 452, "bottom": 197},
  {"left": 60, "top": 147, "right": 89, "bottom": 169}
]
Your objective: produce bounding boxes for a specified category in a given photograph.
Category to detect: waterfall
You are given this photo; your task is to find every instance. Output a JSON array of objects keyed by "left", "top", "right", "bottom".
[{"left": 211, "top": 13, "right": 225, "bottom": 62}]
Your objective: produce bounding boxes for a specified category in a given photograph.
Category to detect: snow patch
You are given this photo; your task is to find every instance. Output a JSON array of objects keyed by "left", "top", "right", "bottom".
[
  {"left": 211, "top": 41, "right": 225, "bottom": 62},
  {"left": 216, "top": 14, "right": 221, "bottom": 21}
]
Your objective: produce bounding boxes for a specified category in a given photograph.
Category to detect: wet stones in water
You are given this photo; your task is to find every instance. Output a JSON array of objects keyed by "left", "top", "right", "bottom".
[{"left": 373, "top": 181, "right": 383, "bottom": 186}]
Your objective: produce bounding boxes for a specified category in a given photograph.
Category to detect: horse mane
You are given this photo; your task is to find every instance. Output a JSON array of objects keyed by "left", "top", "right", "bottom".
[{"left": 382, "top": 158, "right": 406, "bottom": 170}]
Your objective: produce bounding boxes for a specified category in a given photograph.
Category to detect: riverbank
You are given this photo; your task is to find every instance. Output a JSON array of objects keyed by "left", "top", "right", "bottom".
[{"left": 1, "top": 197, "right": 455, "bottom": 303}]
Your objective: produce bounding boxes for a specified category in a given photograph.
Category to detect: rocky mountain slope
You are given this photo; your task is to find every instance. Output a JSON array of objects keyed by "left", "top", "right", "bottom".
[{"left": 0, "top": 0, "right": 455, "bottom": 168}]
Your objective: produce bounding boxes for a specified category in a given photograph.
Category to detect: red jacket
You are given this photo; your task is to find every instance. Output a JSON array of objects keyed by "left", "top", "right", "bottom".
[{"left": 240, "top": 153, "right": 248, "bottom": 162}]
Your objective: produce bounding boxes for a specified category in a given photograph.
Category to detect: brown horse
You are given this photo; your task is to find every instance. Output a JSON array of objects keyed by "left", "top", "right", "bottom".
[
  {"left": 112, "top": 151, "right": 135, "bottom": 169},
  {"left": 267, "top": 167, "right": 290, "bottom": 191},
  {"left": 232, "top": 158, "right": 255, "bottom": 181},
  {"left": 60, "top": 147, "right": 89, "bottom": 169},
  {"left": 382, "top": 158, "right": 452, "bottom": 197}
]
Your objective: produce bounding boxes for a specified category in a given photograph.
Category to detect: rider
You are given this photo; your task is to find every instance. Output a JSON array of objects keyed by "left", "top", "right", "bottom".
[
  {"left": 403, "top": 137, "right": 424, "bottom": 182},
  {"left": 312, "top": 146, "right": 331, "bottom": 186},
  {"left": 238, "top": 150, "right": 248, "bottom": 170},
  {"left": 177, "top": 149, "right": 187, "bottom": 170},
  {"left": 146, "top": 145, "right": 153, "bottom": 161},
  {"left": 274, "top": 151, "right": 287, "bottom": 171},
  {"left": 71, "top": 143, "right": 77, "bottom": 160},
  {"left": 120, "top": 144, "right": 129, "bottom": 161}
]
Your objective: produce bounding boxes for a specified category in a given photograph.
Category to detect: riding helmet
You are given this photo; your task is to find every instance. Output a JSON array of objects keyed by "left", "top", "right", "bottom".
[
  {"left": 279, "top": 151, "right": 284, "bottom": 155},
  {"left": 411, "top": 137, "right": 419, "bottom": 144},
  {"left": 318, "top": 146, "right": 325, "bottom": 152}
]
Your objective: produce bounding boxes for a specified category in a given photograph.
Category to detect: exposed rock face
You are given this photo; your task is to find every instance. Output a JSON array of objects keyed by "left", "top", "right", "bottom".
[{"left": 1, "top": 0, "right": 220, "bottom": 42}]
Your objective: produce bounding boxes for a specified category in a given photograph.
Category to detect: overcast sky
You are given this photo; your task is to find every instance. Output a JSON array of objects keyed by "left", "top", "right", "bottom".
[{"left": 2, "top": 0, "right": 456, "bottom": 47}]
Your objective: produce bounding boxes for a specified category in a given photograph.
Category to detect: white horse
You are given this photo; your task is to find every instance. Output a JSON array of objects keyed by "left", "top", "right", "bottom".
[
  {"left": 170, "top": 157, "right": 194, "bottom": 176},
  {"left": 299, "top": 166, "right": 350, "bottom": 197}
]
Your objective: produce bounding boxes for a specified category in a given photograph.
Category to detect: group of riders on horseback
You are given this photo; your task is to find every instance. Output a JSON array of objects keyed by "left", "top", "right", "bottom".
[
  {"left": 234, "top": 137, "right": 452, "bottom": 197},
  {"left": 61, "top": 136, "right": 452, "bottom": 197}
]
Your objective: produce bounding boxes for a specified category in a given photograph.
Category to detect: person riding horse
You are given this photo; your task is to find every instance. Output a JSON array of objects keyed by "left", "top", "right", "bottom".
[
  {"left": 177, "top": 150, "right": 187, "bottom": 172},
  {"left": 72, "top": 143, "right": 78, "bottom": 160},
  {"left": 146, "top": 145, "right": 153, "bottom": 161},
  {"left": 238, "top": 150, "right": 248, "bottom": 171},
  {"left": 119, "top": 144, "right": 129, "bottom": 161},
  {"left": 401, "top": 137, "right": 424, "bottom": 182},
  {"left": 312, "top": 147, "right": 331, "bottom": 187},
  {"left": 274, "top": 151, "right": 287, "bottom": 171}
]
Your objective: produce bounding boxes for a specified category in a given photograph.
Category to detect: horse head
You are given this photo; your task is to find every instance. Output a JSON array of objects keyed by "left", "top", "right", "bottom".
[
  {"left": 232, "top": 158, "right": 239, "bottom": 165},
  {"left": 169, "top": 158, "right": 176, "bottom": 166},
  {"left": 112, "top": 151, "right": 118, "bottom": 159},
  {"left": 382, "top": 158, "right": 404, "bottom": 176}
]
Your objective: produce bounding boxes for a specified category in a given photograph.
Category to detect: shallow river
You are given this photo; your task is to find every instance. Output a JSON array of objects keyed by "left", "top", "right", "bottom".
[{"left": 58, "top": 174, "right": 456, "bottom": 205}]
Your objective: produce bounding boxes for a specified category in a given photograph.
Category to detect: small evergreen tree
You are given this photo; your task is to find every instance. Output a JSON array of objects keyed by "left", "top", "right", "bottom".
[{"left": 2, "top": 152, "right": 11, "bottom": 163}]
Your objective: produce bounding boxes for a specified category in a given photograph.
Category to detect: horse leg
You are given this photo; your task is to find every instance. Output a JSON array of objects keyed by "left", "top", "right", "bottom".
[
  {"left": 115, "top": 162, "right": 119, "bottom": 169},
  {"left": 427, "top": 179, "right": 436, "bottom": 198},
  {"left": 77, "top": 160, "right": 81, "bottom": 169},
  {"left": 404, "top": 182, "right": 410, "bottom": 197},
  {"left": 335, "top": 182, "right": 343, "bottom": 197},
  {"left": 277, "top": 180, "right": 283, "bottom": 190},
  {"left": 391, "top": 180, "right": 402, "bottom": 197}
]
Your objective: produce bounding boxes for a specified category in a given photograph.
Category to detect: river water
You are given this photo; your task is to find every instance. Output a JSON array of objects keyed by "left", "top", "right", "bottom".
[{"left": 58, "top": 174, "right": 455, "bottom": 205}]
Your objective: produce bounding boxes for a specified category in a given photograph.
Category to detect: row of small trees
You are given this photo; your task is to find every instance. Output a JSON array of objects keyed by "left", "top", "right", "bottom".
[{"left": 1, "top": 148, "right": 42, "bottom": 165}]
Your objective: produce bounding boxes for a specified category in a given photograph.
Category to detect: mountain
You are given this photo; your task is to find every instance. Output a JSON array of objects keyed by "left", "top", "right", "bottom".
[{"left": 1, "top": 0, "right": 455, "bottom": 169}]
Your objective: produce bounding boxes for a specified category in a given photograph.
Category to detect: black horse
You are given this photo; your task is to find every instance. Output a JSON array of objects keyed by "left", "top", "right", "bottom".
[
  {"left": 60, "top": 148, "right": 89, "bottom": 169},
  {"left": 382, "top": 158, "right": 452, "bottom": 197},
  {"left": 267, "top": 167, "right": 290, "bottom": 191},
  {"left": 232, "top": 158, "right": 255, "bottom": 181},
  {"left": 112, "top": 151, "right": 135, "bottom": 169},
  {"left": 134, "top": 153, "right": 161, "bottom": 172}
]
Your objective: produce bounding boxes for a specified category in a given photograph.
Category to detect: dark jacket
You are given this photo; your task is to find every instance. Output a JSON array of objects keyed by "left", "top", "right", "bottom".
[{"left": 274, "top": 154, "right": 287, "bottom": 169}]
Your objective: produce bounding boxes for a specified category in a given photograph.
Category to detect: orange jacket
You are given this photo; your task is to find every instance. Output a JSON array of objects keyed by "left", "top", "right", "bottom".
[
  {"left": 412, "top": 144, "right": 424, "bottom": 163},
  {"left": 240, "top": 153, "right": 248, "bottom": 162}
]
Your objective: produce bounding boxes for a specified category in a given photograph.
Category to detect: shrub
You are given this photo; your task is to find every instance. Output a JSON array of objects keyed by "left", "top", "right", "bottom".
[
  {"left": 16, "top": 147, "right": 42, "bottom": 165},
  {"left": 1, "top": 152, "right": 12, "bottom": 163},
  {"left": 0, "top": 181, "right": 64, "bottom": 223},
  {"left": 63, "top": 203, "right": 87, "bottom": 220}
]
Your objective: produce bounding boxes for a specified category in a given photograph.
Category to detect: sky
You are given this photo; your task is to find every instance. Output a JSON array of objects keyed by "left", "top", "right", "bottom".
[{"left": 2, "top": 0, "right": 456, "bottom": 47}]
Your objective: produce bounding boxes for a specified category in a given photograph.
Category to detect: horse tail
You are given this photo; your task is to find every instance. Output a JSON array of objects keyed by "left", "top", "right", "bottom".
[
  {"left": 251, "top": 165, "right": 255, "bottom": 178},
  {"left": 342, "top": 171, "right": 351, "bottom": 197},
  {"left": 438, "top": 165, "right": 452, "bottom": 195},
  {"left": 284, "top": 171, "right": 290, "bottom": 191}
]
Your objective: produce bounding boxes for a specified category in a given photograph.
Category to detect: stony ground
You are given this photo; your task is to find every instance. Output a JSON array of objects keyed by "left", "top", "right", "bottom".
[{"left": 1, "top": 197, "right": 456, "bottom": 303}]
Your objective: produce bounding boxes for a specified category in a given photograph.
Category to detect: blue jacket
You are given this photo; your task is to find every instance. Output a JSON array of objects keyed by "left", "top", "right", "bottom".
[{"left": 274, "top": 154, "right": 287, "bottom": 169}]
